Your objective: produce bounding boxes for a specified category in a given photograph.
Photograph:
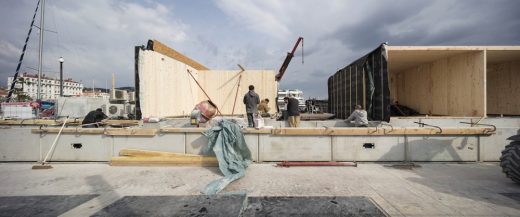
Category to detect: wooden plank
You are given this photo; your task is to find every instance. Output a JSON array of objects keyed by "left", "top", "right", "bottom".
[
  {"left": 119, "top": 149, "right": 202, "bottom": 157},
  {"left": 104, "top": 128, "right": 157, "bottom": 136},
  {"left": 31, "top": 128, "right": 104, "bottom": 134},
  {"left": 151, "top": 39, "right": 209, "bottom": 70},
  {"left": 160, "top": 127, "right": 271, "bottom": 134},
  {"left": 110, "top": 156, "right": 218, "bottom": 166},
  {"left": 271, "top": 127, "right": 494, "bottom": 136}
]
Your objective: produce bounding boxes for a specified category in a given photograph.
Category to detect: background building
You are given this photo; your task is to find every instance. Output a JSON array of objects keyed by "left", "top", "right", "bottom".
[{"left": 7, "top": 72, "right": 83, "bottom": 100}]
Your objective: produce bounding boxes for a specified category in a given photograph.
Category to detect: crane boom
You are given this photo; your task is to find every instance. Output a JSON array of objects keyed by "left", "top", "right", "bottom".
[{"left": 275, "top": 37, "right": 303, "bottom": 81}]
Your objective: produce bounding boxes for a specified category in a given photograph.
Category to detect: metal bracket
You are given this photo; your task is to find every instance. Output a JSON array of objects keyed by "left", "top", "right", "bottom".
[
  {"left": 413, "top": 121, "right": 442, "bottom": 134},
  {"left": 379, "top": 122, "right": 394, "bottom": 134},
  {"left": 459, "top": 121, "right": 496, "bottom": 133}
]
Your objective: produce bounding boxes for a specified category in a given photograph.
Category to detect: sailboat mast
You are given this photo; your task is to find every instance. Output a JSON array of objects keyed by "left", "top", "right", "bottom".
[{"left": 37, "top": 0, "right": 45, "bottom": 101}]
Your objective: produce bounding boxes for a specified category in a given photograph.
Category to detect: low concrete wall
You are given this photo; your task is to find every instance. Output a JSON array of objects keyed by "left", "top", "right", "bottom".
[{"left": 0, "top": 117, "right": 518, "bottom": 162}]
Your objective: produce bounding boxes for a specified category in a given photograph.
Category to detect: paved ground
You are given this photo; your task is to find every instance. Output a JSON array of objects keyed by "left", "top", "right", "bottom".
[{"left": 0, "top": 163, "right": 519, "bottom": 216}]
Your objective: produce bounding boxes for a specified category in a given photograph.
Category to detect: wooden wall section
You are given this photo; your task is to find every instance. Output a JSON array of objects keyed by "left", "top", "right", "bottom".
[
  {"left": 487, "top": 60, "right": 520, "bottom": 114},
  {"left": 138, "top": 50, "right": 201, "bottom": 117},
  {"left": 390, "top": 51, "right": 486, "bottom": 116},
  {"left": 138, "top": 50, "right": 277, "bottom": 117},
  {"left": 198, "top": 70, "right": 277, "bottom": 115}
]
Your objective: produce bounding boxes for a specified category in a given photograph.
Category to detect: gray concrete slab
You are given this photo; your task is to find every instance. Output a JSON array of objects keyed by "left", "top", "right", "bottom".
[
  {"left": 0, "top": 195, "right": 98, "bottom": 217},
  {"left": 92, "top": 195, "right": 246, "bottom": 217},
  {"left": 333, "top": 136, "right": 405, "bottom": 161},
  {"left": 407, "top": 136, "right": 478, "bottom": 161},
  {"left": 0, "top": 128, "right": 39, "bottom": 161},
  {"left": 243, "top": 196, "right": 386, "bottom": 216},
  {"left": 112, "top": 134, "right": 185, "bottom": 156},
  {"left": 0, "top": 163, "right": 519, "bottom": 216},
  {"left": 40, "top": 134, "right": 112, "bottom": 161},
  {"left": 259, "top": 135, "right": 332, "bottom": 161}
]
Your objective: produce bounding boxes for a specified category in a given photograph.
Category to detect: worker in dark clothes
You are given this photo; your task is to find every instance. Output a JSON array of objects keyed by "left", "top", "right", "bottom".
[
  {"left": 243, "top": 85, "right": 260, "bottom": 128},
  {"left": 284, "top": 95, "right": 300, "bottom": 127},
  {"left": 82, "top": 108, "right": 108, "bottom": 128}
]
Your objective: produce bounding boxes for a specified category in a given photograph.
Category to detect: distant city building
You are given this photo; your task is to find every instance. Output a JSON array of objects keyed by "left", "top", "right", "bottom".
[
  {"left": 7, "top": 72, "right": 84, "bottom": 100},
  {"left": 83, "top": 89, "right": 110, "bottom": 99}
]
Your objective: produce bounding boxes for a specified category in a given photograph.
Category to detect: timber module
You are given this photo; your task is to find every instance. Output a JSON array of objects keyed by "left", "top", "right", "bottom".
[{"left": 1, "top": 41, "right": 520, "bottom": 165}]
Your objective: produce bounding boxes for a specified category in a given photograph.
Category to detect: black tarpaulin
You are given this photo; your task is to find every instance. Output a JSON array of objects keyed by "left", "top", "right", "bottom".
[{"left": 328, "top": 44, "right": 390, "bottom": 122}]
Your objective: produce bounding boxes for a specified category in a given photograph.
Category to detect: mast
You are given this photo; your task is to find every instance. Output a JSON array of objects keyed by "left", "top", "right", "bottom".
[{"left": 37, "top": 0, "right": 45, "bottom": 103}]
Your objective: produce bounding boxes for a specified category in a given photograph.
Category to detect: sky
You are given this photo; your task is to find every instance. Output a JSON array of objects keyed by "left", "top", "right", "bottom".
[{"left": 0, "top": 0, "right": 519, "bottom": 99}]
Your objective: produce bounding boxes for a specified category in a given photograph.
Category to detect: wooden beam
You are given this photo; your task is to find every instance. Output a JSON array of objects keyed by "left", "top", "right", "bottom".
[
  {"left": 104, "top": 128, "right": 157, "bottom": 136},
  {"left": 151, "top": 39, "right": 209, "bottom": 70},
  {"left": 111, "top": 149, "right": 218, "bottom": 166},
  {"left": 119, "top": 149, "right": 202, "bottom": 158},
  {"left": 110, "top": 156, "right": 218, "bottom": 166},
  {"left": 271, "top": 127, "right": 494, "bottom": 136},
  {"left": 31, "top": 128, "right": 104, "bottom": 134}
]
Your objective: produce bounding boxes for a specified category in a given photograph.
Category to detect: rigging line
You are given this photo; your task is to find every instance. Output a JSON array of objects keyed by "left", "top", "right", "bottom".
[
  {"left": 186, "top": 69, "right": 222, "bottom": 116},
  {"left": 6, "top": 0, "right": 41, "bottom": 102}
]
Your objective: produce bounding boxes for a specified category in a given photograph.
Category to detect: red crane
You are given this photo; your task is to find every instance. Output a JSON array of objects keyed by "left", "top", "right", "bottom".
[{"left": 275, "top": 37, "right": 304, "bottom": 81}]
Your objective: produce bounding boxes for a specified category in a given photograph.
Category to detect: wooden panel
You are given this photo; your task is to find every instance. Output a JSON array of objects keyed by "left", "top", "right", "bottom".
[
  {"left": 487, "top": 61, "right": 520, "bottom": 114},
  {"left": 139, "top": 50, "right": 200, "bottom": 118},
  {"left": 139, "top": 50, "right": 277, "bottom": 117},
  {"left": 198, "top": 70, "right": 277, "bottom": 115},
  {"left": 390, "top": 51, "right": 485, "bottom": 116}
]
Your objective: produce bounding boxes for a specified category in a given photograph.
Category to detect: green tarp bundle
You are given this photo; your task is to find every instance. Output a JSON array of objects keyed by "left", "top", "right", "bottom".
[{"left": 202, "top": 119, "right": 252, "bottom": 195}]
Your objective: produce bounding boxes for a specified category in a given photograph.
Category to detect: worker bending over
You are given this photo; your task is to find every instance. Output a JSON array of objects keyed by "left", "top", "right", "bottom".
[
  {"left": 82, "top": 108, "right": 108, "bottom": 128},
  {"left": 345, "top": 105, "right": 368, "bottom": 127},
  {"left": 258, "top": 98, "right": 270, "bottom": 117}
]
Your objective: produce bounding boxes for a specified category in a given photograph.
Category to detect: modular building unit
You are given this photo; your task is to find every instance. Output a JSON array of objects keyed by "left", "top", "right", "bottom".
[
  {"left": 135, "top": 40, "right": 277, "bottom": 119},
  {"left": 328, "top": 44, "right": 391, "bottom": 122},
  {"left": 329, "top": 45, "right": 520, "bottom": 121}
]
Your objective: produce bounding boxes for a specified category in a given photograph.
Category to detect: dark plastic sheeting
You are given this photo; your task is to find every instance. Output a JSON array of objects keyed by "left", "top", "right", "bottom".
[{"left": 328, "top": 44, "right": 390, "bottom": 122}]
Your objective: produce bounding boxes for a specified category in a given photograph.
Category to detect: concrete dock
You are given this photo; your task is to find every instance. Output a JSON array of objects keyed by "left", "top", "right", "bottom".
[{"left": 1, "top": 163, "right": 519, "bottom": 216}]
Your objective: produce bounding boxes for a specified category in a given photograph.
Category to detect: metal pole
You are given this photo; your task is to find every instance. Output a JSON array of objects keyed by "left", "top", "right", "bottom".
[
  {"left": 37, "top": 0, "right": 45, "bottom": 102},
  {"left": 59, "top": 57, "right": 63, "bottom": 96}
]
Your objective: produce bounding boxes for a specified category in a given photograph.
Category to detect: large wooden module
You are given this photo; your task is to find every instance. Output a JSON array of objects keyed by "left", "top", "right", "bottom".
[
  {"left": 135, "top": 40, "right": 277, "bottom": 118},
  {"left": 387, "top": 46, "right": 520, "bottom": 117}
]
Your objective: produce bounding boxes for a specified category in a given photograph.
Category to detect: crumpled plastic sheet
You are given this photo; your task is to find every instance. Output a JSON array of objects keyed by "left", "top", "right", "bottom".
[{"left": 201, "top": 119, "right": 252, "bottom": 195}]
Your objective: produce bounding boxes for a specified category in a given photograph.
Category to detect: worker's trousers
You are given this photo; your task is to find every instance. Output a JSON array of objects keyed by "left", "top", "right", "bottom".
[
  {"left": 246, "top": 113, "right": 255, "bottom": 128},
  {"left": 288, "top": 115, "right": 300, "bottom": 127}
]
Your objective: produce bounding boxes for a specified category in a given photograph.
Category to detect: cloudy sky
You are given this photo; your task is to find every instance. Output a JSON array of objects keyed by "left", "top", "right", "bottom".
[{"left": 1, "top": 0, "right": 519, "bottom": 98}]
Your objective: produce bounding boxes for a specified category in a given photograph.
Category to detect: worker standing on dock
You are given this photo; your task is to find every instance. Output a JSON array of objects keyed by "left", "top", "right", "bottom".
[
  {"left": 243, "top": 85, "right": 260, "bottom": 128},
  {"left": 82, "top": 108, "right": 108, "bottom": 128},
  {"left": 345, "top": 105, "right": 368, "bottom": 127},
  {"left": 285, "top": 95, "right": 300, "bottom": 127}
]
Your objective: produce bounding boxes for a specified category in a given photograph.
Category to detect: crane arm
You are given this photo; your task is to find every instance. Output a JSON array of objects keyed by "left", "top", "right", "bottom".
[{"left": 275, "top": 37, "right": 303, "bottom": 81}]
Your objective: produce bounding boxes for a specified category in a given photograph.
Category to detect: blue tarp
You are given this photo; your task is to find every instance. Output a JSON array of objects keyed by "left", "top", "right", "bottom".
[{"left": 201, "top": 119, "right": 252, "bottom": 195}]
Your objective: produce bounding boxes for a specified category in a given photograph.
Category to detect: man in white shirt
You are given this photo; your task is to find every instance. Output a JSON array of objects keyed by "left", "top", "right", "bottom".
[{"left": 345, "top": 105, "right": 369, "bottom": 127}]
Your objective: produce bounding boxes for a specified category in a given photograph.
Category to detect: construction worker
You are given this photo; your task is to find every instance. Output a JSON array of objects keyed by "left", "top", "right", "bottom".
[
  {"left": 258, "top": 98, "right": 270, "bottom": 117},
  {"left": 82, "top": 108, "right": 108, "bottom": 128},
  {"left": 285, "top": 95, "right": 300, "bottom": 127},
  {"left": 243, "top": 85, "right": 260, "bottom": 128},
  {"left": 345, "top": 105, "right": 369, "bottom": 127}
]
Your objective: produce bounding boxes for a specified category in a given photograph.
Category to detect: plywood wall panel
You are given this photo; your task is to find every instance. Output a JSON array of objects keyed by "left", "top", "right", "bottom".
[
  {"left": 390, "top": 51, "right": 485, "bottom": 116},
  {"left": 487, "top": 61, "right": 520, "bottom": 115},
  {"left": 138, "top": 50, "right": 277, "bottom": 117}
]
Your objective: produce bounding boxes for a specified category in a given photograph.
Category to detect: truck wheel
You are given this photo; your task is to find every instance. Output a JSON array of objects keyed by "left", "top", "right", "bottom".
[{"left": 500, "top": 141, "right": 520, "bottom": 184}]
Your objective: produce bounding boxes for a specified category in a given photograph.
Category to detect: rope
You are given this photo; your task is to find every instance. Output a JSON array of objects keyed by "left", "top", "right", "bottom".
[{"left": 6, "top": 0, "right": 41, "bottom": 102}]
